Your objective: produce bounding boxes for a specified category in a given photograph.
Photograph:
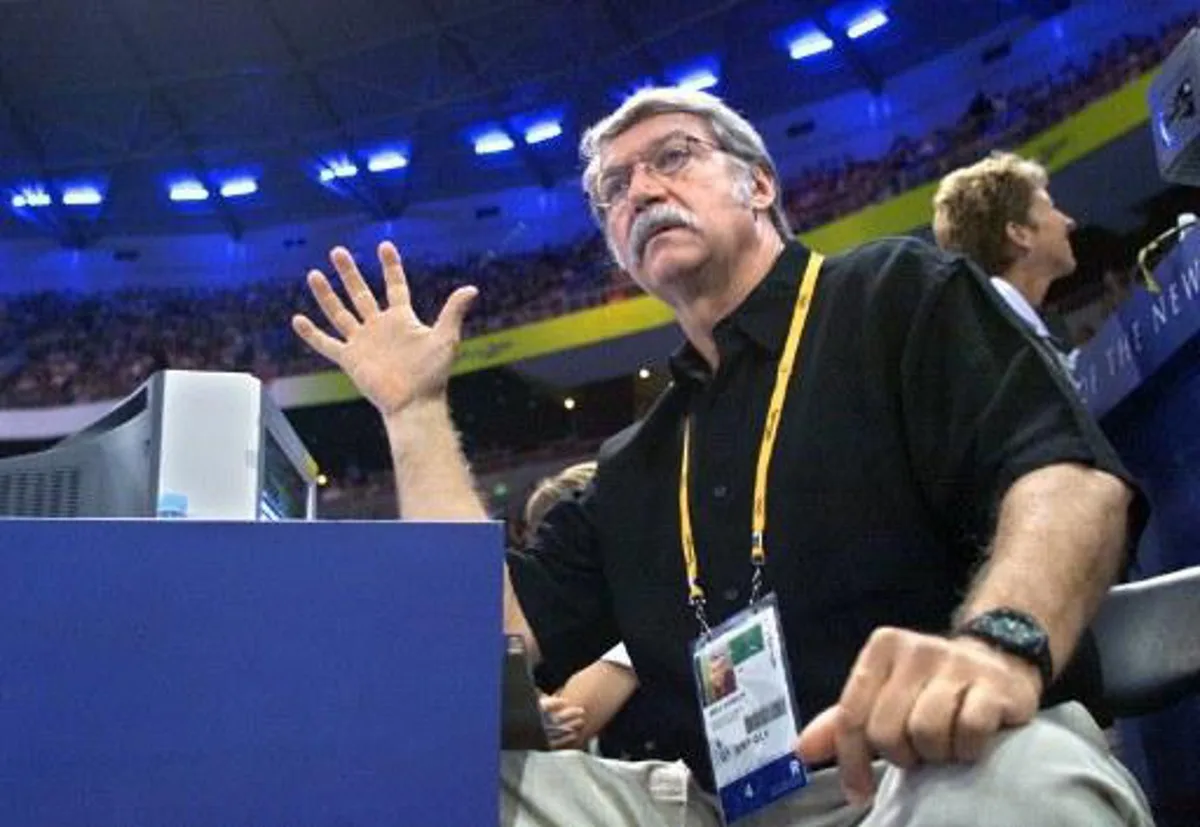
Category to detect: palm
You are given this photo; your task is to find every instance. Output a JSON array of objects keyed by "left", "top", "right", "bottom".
[
  {"left": 291, "top": 242, "right": 477, "bottom": 416},
  {"left": 355, "top": 305, "right": 465, "bottom": 412}
]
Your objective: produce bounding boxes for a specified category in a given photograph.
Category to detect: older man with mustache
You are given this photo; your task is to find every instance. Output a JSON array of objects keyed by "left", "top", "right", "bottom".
[{"left": 292, "top": 88, "right": 1153, "bottom": 826}]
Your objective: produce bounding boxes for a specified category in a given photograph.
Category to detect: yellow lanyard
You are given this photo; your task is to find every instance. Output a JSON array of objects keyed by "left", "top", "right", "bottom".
[{"left": 679, "top": 251, "right": 825, "bottom": 630}]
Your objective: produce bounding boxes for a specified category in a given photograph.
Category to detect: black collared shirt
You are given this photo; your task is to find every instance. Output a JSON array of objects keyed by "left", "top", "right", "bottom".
[{"left": 508, "top": 238, "right": 1138, "bottom": 787}]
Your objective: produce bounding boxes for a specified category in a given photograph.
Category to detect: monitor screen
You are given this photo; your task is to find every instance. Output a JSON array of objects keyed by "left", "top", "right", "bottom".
[{"left": 259, "top": 428, "right": 309, "bottom": 520}]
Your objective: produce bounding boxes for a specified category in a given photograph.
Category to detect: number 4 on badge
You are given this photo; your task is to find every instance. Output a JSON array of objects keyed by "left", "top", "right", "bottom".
[{"left": 744, "top": 782, "right": 755, "bottom": 799}]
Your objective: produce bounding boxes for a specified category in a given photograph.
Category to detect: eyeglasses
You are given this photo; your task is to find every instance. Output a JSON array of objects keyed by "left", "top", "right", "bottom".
[{"left": 592, "top": 133, "right": 724, "bottom": 214}]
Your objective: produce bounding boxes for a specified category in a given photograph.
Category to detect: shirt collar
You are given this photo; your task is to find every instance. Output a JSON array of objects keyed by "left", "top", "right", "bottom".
[
  {"left": 668, "top": 241, "right": 814, "bottom": 384},
  {"left": 989, "top": 277, "right": 1052, "bottom": 339}
]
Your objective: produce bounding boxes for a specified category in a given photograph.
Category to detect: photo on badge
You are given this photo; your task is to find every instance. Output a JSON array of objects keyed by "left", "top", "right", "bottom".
[{"left": 703, "top": 647, "right": 739, "bottom": 706}]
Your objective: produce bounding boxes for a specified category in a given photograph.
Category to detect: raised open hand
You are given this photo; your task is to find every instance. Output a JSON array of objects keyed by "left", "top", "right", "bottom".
[{"left": 292, "top": 241, "right": 477, "bottom": 417}]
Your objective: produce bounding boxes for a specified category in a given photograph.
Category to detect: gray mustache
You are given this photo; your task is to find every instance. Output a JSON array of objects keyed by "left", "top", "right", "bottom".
[{"left": 628, "top": 205, "right": 700, "bottom": 268}]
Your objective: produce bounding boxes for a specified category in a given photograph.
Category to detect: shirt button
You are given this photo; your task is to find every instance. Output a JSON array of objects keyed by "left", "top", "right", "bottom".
[
  {"left": 723, "top": 587, "right": 740, "bottom": 603},
  {"left": 713, "top": 484, "right": 728, "bottom": 499}
]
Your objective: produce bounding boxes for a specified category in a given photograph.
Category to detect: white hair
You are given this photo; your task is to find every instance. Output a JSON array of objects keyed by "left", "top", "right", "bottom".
[{"left": 579, "top": 87, "right": 792, "bottom": 240}]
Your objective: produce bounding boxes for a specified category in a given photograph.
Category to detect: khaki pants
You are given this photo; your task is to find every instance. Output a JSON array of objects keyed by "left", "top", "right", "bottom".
[{"left": 501, "top": 703, "right": 1154, "bottom": 827}]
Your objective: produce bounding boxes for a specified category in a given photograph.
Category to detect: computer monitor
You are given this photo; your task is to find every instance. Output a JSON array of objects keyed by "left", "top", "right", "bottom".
[{"left": 0, "top": 370, "right": 318, "bottom": 520}]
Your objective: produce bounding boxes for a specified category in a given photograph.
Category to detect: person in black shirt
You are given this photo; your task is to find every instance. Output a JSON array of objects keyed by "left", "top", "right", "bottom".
[{"left": 292, "top": 88, "right": 1152, "bottom": 826}]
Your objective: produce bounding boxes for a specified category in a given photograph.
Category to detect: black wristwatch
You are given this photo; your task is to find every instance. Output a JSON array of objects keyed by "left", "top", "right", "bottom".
[{"left": 953, "top": 608, "right": 1053, "bottom": 691}]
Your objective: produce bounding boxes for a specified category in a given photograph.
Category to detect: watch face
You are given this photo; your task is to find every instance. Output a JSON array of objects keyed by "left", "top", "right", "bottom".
[
  {"left": 959, "top": 608, "right": 1053, "bottom": 687},
  {"left": 990, "top": 613, "right": 1045, "bottom": 649}
]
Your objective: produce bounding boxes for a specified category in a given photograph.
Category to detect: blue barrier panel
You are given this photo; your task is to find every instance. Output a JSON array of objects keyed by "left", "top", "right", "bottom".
[
  {"left": 0, "top": 519, "right": 503, "bottom": 826},
  {"left": 1074, "top": 231, "right": 1200, "bottom": 825}
]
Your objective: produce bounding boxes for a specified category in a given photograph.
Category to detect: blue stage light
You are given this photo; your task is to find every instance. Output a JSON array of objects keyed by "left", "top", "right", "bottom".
[
  {"left": 367, "top": 150, "right": 409, "bottom": 172},
  {"left": 12, "top": 188, "right": 52, "bottom": 208},
  {"left": 319, "top": 158, "right": 359, "bottom": 182},
  {"left": 61, "top": 186, "right": 103, "bottom": 206},
  {"left": 219, "top": 177, "right": 258, "bottom": 198},
  {"left": 846, "top": 9, "right": 888, "bottom": 39},
  {"left": 169, "top": 181, "right": 210, "bottom": 202},
  {"left": 524, "top": 121, "right": 562, "bottom": 145},
  {"left": 788, "top": 31, "right": 834, "bottom": 60},
  {"left": 474, "top": 130, "right": 515, "bottom": 155}
]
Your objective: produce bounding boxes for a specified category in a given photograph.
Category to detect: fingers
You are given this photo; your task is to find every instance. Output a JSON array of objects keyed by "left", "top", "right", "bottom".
[
  {"left": 291, "top": 314, "right": 343, "bottom": 363},
  {"left": 434, "top": 285, "right": 479, "bottom": 338},
  {"left": 905, "top": 678, "right": 969, "bottom": 764},
  {"left": 554, "top": 706, "right": 586, "bottom": 731},
  {"left": 540, "top": 696, "right": 585, "bottom": 729},
  {"left": 953, "top": 685, "right": 1005, "bottom": 762},
  {"left": 553, "top": 725, "right": 583, "bottom": 751},
  {"left": 539, "top": 695, "right": 567, "bottom": 715},
  {"left": 864, "top": 666, "right": 928, "bottom": 769},
  {"left": 835, "top": 631, "right": 896, "bottom": 803},
  {"left": 307, "top": 270, "right": 359, "bottom": 338},
  {"left": 330, "top": 246, "right": 381, "bottom": 320},
  {"left": 835, "top": 721, "right": 877, "bottom": 806},
  {"left": 540, "top": 695, "right": 585, "bottom": 750},
  {"left": 795, "top": 705, "right": 840, "bottom": 765},
  {"left": 378, "top": 241, "right": 412, "bottom": 310}
]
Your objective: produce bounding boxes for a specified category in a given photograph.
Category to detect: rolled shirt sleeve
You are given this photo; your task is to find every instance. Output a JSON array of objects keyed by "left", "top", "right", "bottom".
[{"left": 897, "top": 253, "right": 1146, "bottom": 547}]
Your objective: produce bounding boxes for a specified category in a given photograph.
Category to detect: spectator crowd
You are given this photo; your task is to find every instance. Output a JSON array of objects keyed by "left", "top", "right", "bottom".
[{"left": 0, "top": 14, "right": 1192, "bottom": 410}]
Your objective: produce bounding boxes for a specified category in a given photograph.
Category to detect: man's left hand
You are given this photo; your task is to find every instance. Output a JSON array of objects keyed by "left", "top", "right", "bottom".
[{"left": 793, "top": 627, "right": 1043, "bottom": 805}]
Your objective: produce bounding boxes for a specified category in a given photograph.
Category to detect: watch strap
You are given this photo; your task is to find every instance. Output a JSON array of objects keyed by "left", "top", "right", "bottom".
[{"left": 953, "top": 607, "right": 1053, "bottom": 691}]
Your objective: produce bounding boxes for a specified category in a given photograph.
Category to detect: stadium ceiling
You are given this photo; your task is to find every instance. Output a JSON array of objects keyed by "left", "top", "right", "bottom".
[{"left": 0, "top": 0, "right": 1035, "bottom": 246}]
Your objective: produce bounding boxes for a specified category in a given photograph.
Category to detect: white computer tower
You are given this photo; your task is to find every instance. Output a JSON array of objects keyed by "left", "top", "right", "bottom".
[{"left": 0, "top": 370, "right": 318, "bottom": 520}]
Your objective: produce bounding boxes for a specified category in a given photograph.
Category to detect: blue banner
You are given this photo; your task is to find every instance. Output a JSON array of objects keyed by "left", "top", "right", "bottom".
[{"left": 1073, "top": 231, "right": 1200, "bottom": 418}]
